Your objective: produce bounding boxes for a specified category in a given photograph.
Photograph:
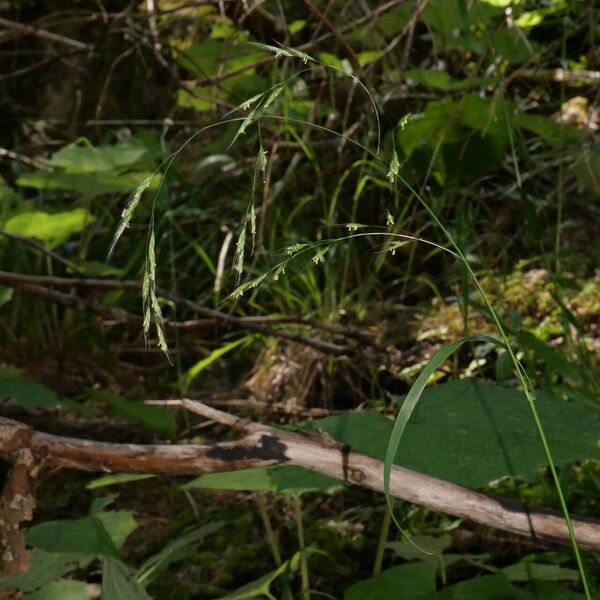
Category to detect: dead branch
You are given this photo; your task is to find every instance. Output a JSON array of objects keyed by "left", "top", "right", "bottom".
[
  {"left": 0, "top": 17, "right": 92, "bottom": 51},
  {"left": 302, "top": 0, "right": 361, "bottom": 73},
  {"left": 1, "top": 408, "right": 599, "bottom": 553},
  {"left": 515, "top": 68, "right": 600, "bottom": 85},
  {"left": 0, "top": 271, "right": 381, "bottom": 357},
  {"left": 0, "top": 231, "right": 83, "bottom": 273}
]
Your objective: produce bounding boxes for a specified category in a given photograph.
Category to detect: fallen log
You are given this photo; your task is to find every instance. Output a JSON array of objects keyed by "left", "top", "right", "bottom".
[{"left": 0, "top": 402, "right": 599, "bottom": 574}]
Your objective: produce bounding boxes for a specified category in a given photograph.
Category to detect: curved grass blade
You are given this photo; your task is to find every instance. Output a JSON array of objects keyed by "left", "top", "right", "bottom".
[{"left": 383, "top": 335, "right": 507, "bottom": 547}]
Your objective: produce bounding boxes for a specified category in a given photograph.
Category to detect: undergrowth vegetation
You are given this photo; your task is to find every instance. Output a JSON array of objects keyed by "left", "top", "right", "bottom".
[{"left": 0, "top": 0, "right": 599, "bottom": 598}]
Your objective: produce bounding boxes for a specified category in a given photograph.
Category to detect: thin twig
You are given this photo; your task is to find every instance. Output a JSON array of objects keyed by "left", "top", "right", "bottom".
[
  {"left": 302, "top": 0, "right": 361, "bottom": 73},
  {"left": 0, "top": 231, "right": 84, "bottom": 273},
  {"left": 0, "top": 17, "right": 92, "bottom": 50},
  {"left": 0, "top": 271, "right": 370, "bottom": 356}
]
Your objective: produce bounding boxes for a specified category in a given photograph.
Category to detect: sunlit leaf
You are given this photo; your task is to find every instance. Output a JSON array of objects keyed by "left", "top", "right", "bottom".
[{"left": 4, "top": 209, "right": 94, "bottom": 248}]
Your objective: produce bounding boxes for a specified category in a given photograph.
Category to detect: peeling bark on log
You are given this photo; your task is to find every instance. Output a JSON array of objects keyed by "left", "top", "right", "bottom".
[{"left": 0, "top": 447, "right": 36, "bottom": 576}]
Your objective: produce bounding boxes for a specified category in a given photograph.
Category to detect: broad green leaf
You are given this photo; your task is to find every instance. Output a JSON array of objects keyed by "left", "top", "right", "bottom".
[
  {"left": 513, "top": 112, "right": 583, "bottom": 146},
  {"left": 357, "top": 50, "right": 384, "bottom": 67},
  {"left": 39, "top": 141, "right": 162, "bottom": 173},
  {"left": 95, "top": 511, "right": 138, "bottom": 550},
  {"left": 416, "top": 573, "right": 514, "bottom": 599},
  {"left": 423, "top": 0, "right": 501, "bottom": 52},
  {"left": 318, "top": 51, "right": 344, "bottom": 70},
  {"left": 89, "top": 390, "right": 176, "bottom": 438},
  {"left": 304, "top": 379, "right": 600, "bottom": 488},
  {"left": 0, "top": 549, "right": 88, "bottom": 592},
  {"left": 101, "top": 558, "right": 151, "bottom": 600},
  {"left": 16, "top": 171, "right": 160, "bottom": 198},
  {"left": 183, "top": 466, "right": 340, "bottom": 493},
  {"left": 183, "top": 467, "right": 275, "bottom": 491},
  {"left": 387, "top": 535, "right": 487, "bottom": 575},
  {"left": 398, "top": 95, "right": 512, "bottom": 181},
  {"left": 376, "top": 4, "right": 414, "bottom": 36},
  {"left": 86, "top": 474, "right": 156, "bottom": 490},
  {"left": 210, "top": 20, "right": 237, "bottom": 40},
  {"left": 269, "top": 465, "right": 341, "bottom": 493},
  {"left": 26, "top": 515, "right": 120, "bottom": 558},
  {"left": 494, "top": 27, "right": 536, "bottom": 63},
  {"left": 344, "top": 563, "right": 436, "bottom": 599},
  {"left": 3, "top": 209, "right": 94, "bottom": 248},
  {"left": 390, "top": 379, "right": 600, "bottom": 487},
  {"left": 521, "top": 581, "right": 585, "bottom": 599},
  {"left": 76, "top": 261, "right": 123, "bottom": 277},
  {"left": 0, "top": 374, "right": 92, "bottom": 414},
  {"left": 136, "top": 521, "right": 225, "bottom": 585},
  {"left": 0, "top": 375, "right": 61, "bottom": 407},
  {"left": 24, "top": 580, "right": 94, "bottom": 600},
  {"left": 387, "top": 534, "right": 452, "bottom": 564},
  {"left": 288, "top": 20, "right": 306, "bottom": 34},
  {"left": 502, "top": 562, "right": 580, "bottom": 582},
  {"left": 177, "top": 40, "right": 266, "bottom": 78}
]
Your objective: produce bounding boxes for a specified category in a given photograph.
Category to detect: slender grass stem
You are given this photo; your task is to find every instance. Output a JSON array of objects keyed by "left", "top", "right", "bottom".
[
  {"left": 373, "top": 504, "right": 392, "bottom": 576},
  {"left": 257, "top": 493, "right": 282, "bottom": 567},
  {"left": 395, "top": 174, "right": 591, "bottom": 599},
  {"left": 293, "top": 494, "right": 310, "bottom": 600}
]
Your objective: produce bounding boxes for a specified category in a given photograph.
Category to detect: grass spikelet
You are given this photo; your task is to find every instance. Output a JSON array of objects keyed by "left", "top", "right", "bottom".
[
  {"left": 248, "top": 41, "right": 315, "bottom": 64},
  {"left": 142, "top": 228, "right": 171, "bottom": 362},
  {"left": 108, "top": 176, "right": 152, "bottom": 259},
  {"left": 387, "top": 148, "right": 400, "bottom": 184},
  {"left": 262, "top": 84, "right": 285, "bottom": 110},
  {"left": 230, "top": 111, "right": 257, "bottom": 148},
  {"left": 230, "top": 273, "right": 268, "bottom": 300},
  {"left": 258, "top": 144, "right": 268, "bottom": 183},
  {"left": 233, "top": 224, "right": 246, "bottom": 282}
]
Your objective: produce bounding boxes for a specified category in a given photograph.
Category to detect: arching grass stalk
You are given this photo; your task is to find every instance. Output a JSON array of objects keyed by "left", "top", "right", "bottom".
[
  {"left": 109, "top": 47, "right": 589, "bottom": 595},
  {"left": 229, "top": 219, "right": 590, "bottom": 594},
  {"left": 387, "top": 171, "right": 591, "bottom": 598},
  {"left": 241, "top": 106, "right": 590, "bottom": 594},
  {"left": 108, "top": 51, "right": 380, "bottom": 358}
]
